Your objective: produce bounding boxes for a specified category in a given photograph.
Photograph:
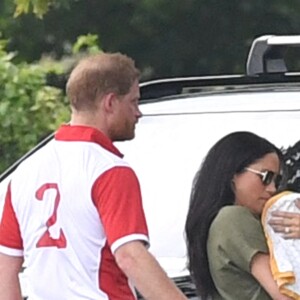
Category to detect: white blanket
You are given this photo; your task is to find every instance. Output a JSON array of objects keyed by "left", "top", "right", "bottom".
[{"left": 262, "top": 191, "right": 300, "bottom": 299}]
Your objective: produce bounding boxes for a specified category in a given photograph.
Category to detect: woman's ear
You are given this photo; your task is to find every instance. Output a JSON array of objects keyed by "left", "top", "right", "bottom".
[{"left": 231, "top": 177, "right": 236, "bottom": 192}]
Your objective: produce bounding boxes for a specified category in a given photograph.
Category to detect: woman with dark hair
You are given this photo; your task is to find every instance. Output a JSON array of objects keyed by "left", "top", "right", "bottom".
[{"left": 185, "top": 131, "right": 292, "bottom": 300}]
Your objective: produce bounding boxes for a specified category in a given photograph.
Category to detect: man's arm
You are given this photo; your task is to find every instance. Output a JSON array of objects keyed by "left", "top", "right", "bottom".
[
  {"left": 0, "top": 253, "right": 23, "bottom": 300},
  {"left": 115, "top": 241, "right": 187, "bottom": 300},
  {"left": 251, "top": 252, "right": 292, "bottom": 300}
]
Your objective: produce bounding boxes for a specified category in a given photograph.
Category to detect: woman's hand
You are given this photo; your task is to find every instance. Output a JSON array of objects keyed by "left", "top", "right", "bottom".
[{"left": 268, "top": 209, "right": 300, "bottom": 239}]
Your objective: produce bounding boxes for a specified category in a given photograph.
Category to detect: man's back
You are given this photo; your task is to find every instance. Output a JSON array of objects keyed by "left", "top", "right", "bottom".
[{"left": 0, "top": 126, "right": 145, "bottom": 299}]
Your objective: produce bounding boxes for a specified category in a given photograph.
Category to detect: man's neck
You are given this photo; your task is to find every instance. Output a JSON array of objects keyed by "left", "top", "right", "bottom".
[{"left": 70, "top": 113, "right": 110, "bottom": 139}]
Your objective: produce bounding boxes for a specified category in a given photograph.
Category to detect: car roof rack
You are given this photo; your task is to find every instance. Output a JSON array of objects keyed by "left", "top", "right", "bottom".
[
  {"left": 140, "top": 72, "right": 300, "bottom": 101},
  {"left": 140, "top": 35, "right": 300, "bottom": 100},
  {"left": 246, "top": 34, "right": 300, "bottom": 76}
]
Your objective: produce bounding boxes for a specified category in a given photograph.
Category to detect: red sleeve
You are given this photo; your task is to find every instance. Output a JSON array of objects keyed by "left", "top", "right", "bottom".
[
  {"left": 92, "top": 166, "right": 148, "bottom": 247},
  {"left": 0, "top": 182, "right": 23, "bottom": 249}
]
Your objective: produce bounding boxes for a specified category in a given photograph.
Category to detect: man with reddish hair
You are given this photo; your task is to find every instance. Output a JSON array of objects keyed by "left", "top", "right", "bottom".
[{"left": 0, "top": 52, "right": 187, "bottom": 300}]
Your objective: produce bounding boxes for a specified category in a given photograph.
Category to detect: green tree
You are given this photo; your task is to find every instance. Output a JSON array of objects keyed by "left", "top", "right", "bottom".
[
  {"left": 0, "top": 38, "right": 69, "bottom": 173},
  {"left": 5, "top": 0, "right": 300, "bottom": 79},
  {"left": 14, "top": 0, "right": 70, "bottom": 18},
  {"left": 0, "top": 33, "right": 101, "bottom": 173}
]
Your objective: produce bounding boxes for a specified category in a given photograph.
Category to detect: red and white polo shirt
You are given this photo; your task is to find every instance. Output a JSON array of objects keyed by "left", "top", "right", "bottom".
[{"left": 0, "top": 125, "right": 149, "bottom": 300}]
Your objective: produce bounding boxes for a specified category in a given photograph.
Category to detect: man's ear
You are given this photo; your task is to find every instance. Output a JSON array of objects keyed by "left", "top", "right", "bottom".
[{"left": 101, "top": 93, "right": 117, "bottom": 113}]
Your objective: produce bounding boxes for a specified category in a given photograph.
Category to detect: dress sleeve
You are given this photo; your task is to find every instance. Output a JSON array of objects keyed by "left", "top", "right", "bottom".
[
  {"left": 92, "top": 166, "right": 149, "bottom": 253},
  {"left": 209, "top": 206, "right": 268, "bottom": 273}
]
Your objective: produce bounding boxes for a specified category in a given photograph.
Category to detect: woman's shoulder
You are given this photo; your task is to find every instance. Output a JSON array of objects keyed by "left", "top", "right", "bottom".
[
  {"left": 211, "top": 205, "right": 259, "bottom": 232},
  {"left": 217, "top": 205, "right": 253, "bottom": 220},
  {"left": 209, "top": 205, "right": 267, "bottom": 254}
]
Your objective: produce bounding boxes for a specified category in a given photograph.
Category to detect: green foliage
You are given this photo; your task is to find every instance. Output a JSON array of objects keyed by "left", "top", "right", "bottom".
[
  {"left": 14, "top": 0, "right": 71, "bottom": 18},
  {"left": 72, "top": 34, "right": 102, "bottom": 55},
  {"left": 14, "top": 0, "right": 50, "bottom": 18},
  {"left": 0, "top": 38, "right": 69, "bottom": 173},
  {"left": 6, "top": 0, "right": 300, "bottom": 79}
]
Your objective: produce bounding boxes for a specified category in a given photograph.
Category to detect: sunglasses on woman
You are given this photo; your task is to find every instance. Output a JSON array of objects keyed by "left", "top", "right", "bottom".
[{"left": 245, "top": 167, "right": 282, "bottom": 189}]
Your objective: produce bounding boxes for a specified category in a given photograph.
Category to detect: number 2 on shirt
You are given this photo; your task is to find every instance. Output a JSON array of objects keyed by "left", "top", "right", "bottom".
[{"left": 36, "top": 183, "right": 67, "bottom": 248}]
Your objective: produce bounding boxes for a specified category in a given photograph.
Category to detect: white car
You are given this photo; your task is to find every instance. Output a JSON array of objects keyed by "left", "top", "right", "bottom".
[{"left": 2, "top": 35, "right": 300, "bottom": 299}]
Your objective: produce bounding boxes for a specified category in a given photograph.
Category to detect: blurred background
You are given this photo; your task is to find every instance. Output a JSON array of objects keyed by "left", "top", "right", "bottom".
[
  {"left": 1, "top": 0, "right": 300, "bottom": 172},
  {"left": 3, "top": 0, "right": 300, "bottom": 77}
]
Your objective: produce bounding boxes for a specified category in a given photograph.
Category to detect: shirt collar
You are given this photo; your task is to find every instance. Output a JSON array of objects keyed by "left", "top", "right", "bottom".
[{"left": 54, "top": 124, "right": 123, "bottom": 158}]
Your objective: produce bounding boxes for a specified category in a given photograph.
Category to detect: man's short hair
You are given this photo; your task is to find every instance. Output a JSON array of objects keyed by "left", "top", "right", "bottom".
[{"left": 66, "top": 52, "right": 140, "bottom": 110}]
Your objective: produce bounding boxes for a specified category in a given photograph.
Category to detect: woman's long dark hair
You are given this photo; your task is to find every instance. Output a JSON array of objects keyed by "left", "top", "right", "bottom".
[{"left": 185, "top": 131, "right": 282, "bottom": 299}]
